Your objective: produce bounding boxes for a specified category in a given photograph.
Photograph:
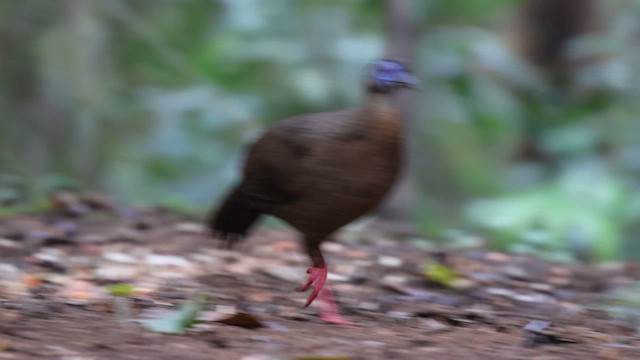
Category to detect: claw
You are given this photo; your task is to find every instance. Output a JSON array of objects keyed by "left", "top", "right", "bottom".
[
  {"left": 299, "top": 267, "right": 327, "bottom": 308},
  {"left": 296, "top": 266, "right": 352, "bottom": 325}
]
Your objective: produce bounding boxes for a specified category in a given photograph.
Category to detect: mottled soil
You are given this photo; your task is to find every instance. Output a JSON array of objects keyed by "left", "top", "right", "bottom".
[{"left": 0, "top": 210, "right": 639, "bottom": 359}]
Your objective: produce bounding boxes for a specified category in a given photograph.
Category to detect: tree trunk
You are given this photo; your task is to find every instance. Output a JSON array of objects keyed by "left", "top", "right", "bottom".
[{"left": 376, "top": 0, "right": 421, "bottom": 233}]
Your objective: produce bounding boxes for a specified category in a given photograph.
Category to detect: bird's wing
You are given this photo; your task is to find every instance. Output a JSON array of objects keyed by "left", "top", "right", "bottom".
[
  {"left": 238, "top": 116, "right": 319, "bottom": 208},
  {"left": 238, "top": 109, "right": 363, "bottom": 208}
]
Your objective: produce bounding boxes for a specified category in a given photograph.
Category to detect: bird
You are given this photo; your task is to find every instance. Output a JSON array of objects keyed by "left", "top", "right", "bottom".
[{"left": 208, "top": 59, "right": 420, "bottom": 325}]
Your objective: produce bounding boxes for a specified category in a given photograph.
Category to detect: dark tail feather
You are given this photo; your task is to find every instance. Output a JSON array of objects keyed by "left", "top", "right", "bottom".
[{"left": 207, "top": 187, "right": 260, "bottom": 247}]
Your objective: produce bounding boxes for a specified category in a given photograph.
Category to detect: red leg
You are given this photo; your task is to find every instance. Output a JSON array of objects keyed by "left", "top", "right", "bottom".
[
  {"left": 299, "top": 267, "right": 327, "bottom": 307},
  {"left": 299, "top": 266, "right": 353, "bottom": 326}
]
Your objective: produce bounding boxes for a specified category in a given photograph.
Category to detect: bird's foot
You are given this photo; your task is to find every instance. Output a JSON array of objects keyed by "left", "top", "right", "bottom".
[
  {"left": 299, "top": 266, "right": 327, "bottom": 308},
  {"left": 299, "top": 266, "right": 353, "bottom": 326}
]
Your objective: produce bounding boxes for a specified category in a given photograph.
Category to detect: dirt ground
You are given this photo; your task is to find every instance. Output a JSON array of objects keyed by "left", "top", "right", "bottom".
[{"left": 1, "top": 207, "right": 640, "bottom": 360}]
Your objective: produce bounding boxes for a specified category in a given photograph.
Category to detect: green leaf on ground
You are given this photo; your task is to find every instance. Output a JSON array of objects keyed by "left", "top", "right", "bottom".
[
  {"left": 108, "top": 284, "right": 135, "bottom": 296},
  {"left": 424, "top": 263, "right": 460, "bottom": 288},
  {"left": 142, "top": 295, "right": 207, "bottom": 334}
]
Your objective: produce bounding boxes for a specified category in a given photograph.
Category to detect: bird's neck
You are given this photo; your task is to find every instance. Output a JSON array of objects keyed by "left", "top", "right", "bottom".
[
  {"left": 365, "top": 92, "right": 395, "bottom": 109},
  {"left": 359, "top": 91, "right": 403, "bottom": 141},
  {"left": 364, "top": 92, "right": 400, "bottom": 124}
]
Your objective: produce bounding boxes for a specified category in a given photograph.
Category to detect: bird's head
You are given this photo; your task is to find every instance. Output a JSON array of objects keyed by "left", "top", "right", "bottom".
[{"left": 367, "top": 59, "right": 420, "bottom": 93}]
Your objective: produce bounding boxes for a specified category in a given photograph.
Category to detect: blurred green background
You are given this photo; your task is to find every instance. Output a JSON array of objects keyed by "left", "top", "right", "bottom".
[{"left": 3, "top": 0, "right": 640, "bottom": 262}]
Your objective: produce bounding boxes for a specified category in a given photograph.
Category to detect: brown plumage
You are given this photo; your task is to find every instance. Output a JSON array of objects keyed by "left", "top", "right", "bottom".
[{"left": 208, "top": 59, "right": 419, "bottom": 324}]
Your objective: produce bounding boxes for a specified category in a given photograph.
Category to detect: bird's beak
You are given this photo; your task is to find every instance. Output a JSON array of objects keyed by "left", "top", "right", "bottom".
[{"left": 400, "top": 74, "right": 421, "bottom": 90}]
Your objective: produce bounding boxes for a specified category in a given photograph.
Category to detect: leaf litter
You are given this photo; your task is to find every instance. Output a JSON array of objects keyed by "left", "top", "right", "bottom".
[{"left": 0, "top": 205, "right": 639, "bottom": 359}]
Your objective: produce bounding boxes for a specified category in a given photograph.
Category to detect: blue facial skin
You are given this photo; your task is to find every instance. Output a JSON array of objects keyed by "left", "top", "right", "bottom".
[{"left": 369, "top": 60, "right": 420, "bottom": 91}]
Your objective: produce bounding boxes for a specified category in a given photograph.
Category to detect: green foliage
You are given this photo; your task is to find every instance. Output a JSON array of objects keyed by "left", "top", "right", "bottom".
[
  {"left": 409, "top": 1, "right": 640, "bottom": 262},
  {"left": 466, "top": 161, "right": 628, "bottom": 262},
  {"left": 0, "top": 173, "right": 80, "bottom": 217},
  {"left": 5, "top": 1, "right": 640, "bottom": 262},
  {"left": 599, "top": 282, "right": 640, "bottom": 334},
  {"left": 427, "top": 0, "right": 515, "bottom": 25}
]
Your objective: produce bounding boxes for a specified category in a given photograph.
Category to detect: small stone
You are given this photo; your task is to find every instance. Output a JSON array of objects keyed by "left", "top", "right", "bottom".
[
  {"left": 30, "top": 252, "right": 67, "bottom": 273},
  {"left": 224, "top": 256, "right": 262, "bottom": 275},
  {"left": 145, "top": 254, "right": 192, "bottom": 267},
  {"left": 529, "top": 283, "right": 554, "bottom": 293},
  {"left": 0, "top": 264, "right": 20, "bottom": 281},
  {"left": 94, "top": 265, "right": 139, "bottom": 281},
  {"left": 240, "top": 355, "right": 282, "bottom": 360},
  {"left": 20, "top": 275, "right": 42, "bottom": 290},
  {"left": 263, "top": 321, "right": 290, "bottom": 332},
  {"left": 513, "top": 293, "right": 554, "bottom": 304},
  {"left": 548, "top": 276, "right": 571, "bottom": 286},
  {"left": 80, "top": 228, "right": 140, "bottom": 244},
  {"left": 213, "top": 305, "right": 237, "bottom": 315},
  {"left": 484, "top": 252, "right": 509, "bottom": 262},
  {"left": 485, "top": 287, "right": 515, "bottom": 297},
  {"left": 82, "top": 192, "right": 114, "bottom": 211},
  {"left": 173, "top": 222, "right": 205, "bottom": 234},
  {"left": 382, "top": 282, "right": 436, "bottom": 299},
  {"left": 421, "top": 318, "right": 450, "bottom": 333},
  {"left": 548, "top": 266, "right": 571, "bottom": 277},
  {"left": 361, "top": 340, "right": 385, "bottom": 347},
  {"left": 259, "top": 240, "right": 298, "bottom": 253},
  {"left": 79, "top": 234, "right": 111, "bottom": 244},
  {"left": 245, "top": 292, "right": 275, "bottom": 303},
  {"left": 0, "top": 238, "right": 21, "bottom": 249},
  {"left": 418, "top": 347, "right": 445, "bottom": 354},
  {"left": 112, "top": 296, "right": 134, "bottom": 320},
  {"left": 0, "top": 309, "right": 21, "bottom": 324},
  {"left": 323, "top": 242, "right": 346, "bottom": 253},
  {"left": 557, "top": 301, "right": 585, "bottom": 315},
  {"left": 327, "top": 272, "right": 350, "bottom": 282},
  {"left": 0, "top": 279, "right": 28, "bottom": 297},
  {"left": 58, "top": 280, "right": 104, "bottom": 303},
  {"left": 377, "top": 256, "right": 402, "bottom": 268},
  {"left": 502, "top": 266, "right": 529, "bottom": 281},
  {"left": 103, "top": 252, "right": 137, "bottom": 264},
  {"left": 448, "top": 317, "right": 476, "bottom": 326},
  {"left": 332, "top": 264, "right": 359, "bottom": 276},
  {"left": 259, "top": 265, "right": 304, "bottom": 283},
  {"left": 278, "top": 309, "right": 312, "bottom": 321},
  {"left": 332, "top": 282, "right": 357, "bottom": 294},
  {"left": 466, "top": 272, "right": 503, "bottom": 283},
  {"left": 382, "top": 274, "right": 409, "bottom": 284},
  {"left": 344, "top": 249, "right": 370, "bottom": 259},
  {"left": 386, "top": 310, "right": 411, "bottom": 319},
  {"left": 188, "top": 323, "right": 218, "bottom": 333},
  {"left": 524, "top": 320, "right": 551, "bottom": 333},
  {"left": 49, "top": 190, "right": 89, "bottom": 216},
  {"left": 110, "top": 228, "right": 142, "bottom": 242},
  {"left": 357, "top": 301, "right": 381, "bottom": 312},
  {"left": 33, "top": 252, "right": 62, "bottom": 264},
  {"left": 249, "top": 335, "right": 273, "bottom": 342},
  {"left": 0, "top": 338, "right": 9, "bottom": 352},
  {"left": 597, "top": 262, "right": 626, "bottom": 272},
  {"left": 450, "top": 278, "right": 476, "bottom": 290},
  {"left": 598, "top": 348, "right": 621, "bottom": 359}
]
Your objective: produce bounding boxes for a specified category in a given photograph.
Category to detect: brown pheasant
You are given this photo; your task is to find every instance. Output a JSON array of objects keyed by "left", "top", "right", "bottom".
[{"left": 208, "top": 59, "right": 419, "bottom": 324}]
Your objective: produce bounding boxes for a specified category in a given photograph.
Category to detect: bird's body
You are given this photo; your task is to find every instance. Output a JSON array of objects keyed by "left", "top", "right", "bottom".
[
  {"left": 244, "top": 98, "right": 401, "bottom": 239},
  {"left": 208, "top": 60, "right": 418, "bottom": 324}
]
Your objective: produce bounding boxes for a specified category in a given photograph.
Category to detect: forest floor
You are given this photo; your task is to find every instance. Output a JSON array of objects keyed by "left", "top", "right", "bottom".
[{"left": 1, "top": 205, "right": 640, "bottom": 360}]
